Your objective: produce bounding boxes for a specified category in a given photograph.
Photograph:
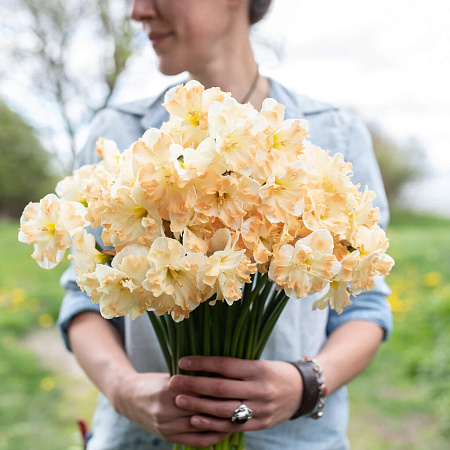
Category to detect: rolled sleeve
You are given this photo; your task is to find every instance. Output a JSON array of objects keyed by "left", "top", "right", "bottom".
[
  {"left": 326, "top": 111, "right": 393, "bottom": 340},
  {"left": 327, "top": 276, "right": 393, "bottom": 341},
  {"left": 57, "top": 263, "right": 124, "bottom": 351},
  {"left": 57, "top": 264, "right": 102, "bottom": 351}
]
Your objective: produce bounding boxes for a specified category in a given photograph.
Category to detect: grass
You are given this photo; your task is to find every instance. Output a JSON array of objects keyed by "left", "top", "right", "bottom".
[
  {"left": 348, "top": 211, "right": 450, "bottom": 448},
  {"left": 0, "top": 220, "right": 84, "bottom": 450},
  {"left": 1, "top": 211, "right": 450, "bottom": 448}
]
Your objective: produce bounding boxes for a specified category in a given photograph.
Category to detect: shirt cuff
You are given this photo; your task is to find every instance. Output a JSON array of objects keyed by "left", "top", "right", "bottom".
[
  {"left": 326, "top": 276, "right": 393, "bottom": 341},
  {"left": 57, "top": 288, "right": 124, "bottom": 352}
]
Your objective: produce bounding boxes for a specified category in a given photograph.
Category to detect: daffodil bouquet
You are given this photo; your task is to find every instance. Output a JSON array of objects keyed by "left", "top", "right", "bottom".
[{"left": 19, "top": 81, "right": 394, "bottom": 450}]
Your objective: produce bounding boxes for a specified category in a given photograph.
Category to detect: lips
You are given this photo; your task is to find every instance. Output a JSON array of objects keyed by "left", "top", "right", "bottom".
[{"left": 149, "top": 32, "right": 172, "bottom": 47}]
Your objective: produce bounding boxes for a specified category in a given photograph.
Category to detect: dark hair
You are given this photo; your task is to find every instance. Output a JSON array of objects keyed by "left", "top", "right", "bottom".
[{"left": 249, "top": 0, "right": 272, "bottom": 25}]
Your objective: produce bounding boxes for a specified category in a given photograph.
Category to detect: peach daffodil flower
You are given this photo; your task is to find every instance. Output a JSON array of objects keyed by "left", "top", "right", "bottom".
[
  {"left": 197, "top": 229, "right": 256, "bottom": 305},
  {"left": 143, "top": 238, "right": 205, "bottom": 320},
  {"left": 269, "top": 229, "right": 341, "bottom": 298},
  {"left": 19, "top": 194, "right": 86, "bottom": 269},
  {"left": 89, "top": 245, "right": 152, "bottom": 320}
]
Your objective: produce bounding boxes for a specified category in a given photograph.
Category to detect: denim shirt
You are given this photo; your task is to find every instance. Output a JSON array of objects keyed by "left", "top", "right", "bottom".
[{"left": 58, "top": 78, "right": 392, "bottom": 450}]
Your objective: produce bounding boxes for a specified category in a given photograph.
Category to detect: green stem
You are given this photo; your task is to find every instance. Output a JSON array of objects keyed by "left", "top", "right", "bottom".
[
  {"left": 253, "top": 293, "right": 289, "bottom": 359},
  {"left": 176, "top": 319, "right": 187, "bottom": 374},
  {"left": 211, "top": 302, "right": 221, "bottom": 356},
  {"left": 223, "top": 300, "right": 235, "bottom": 357},
  {"left": 260, "top": 288, "right": 285, "bottom": 332},
  {"left": 230, "top": 273, "right": 267, "bottom": 356},
  {"left": 245, "top": 279, "right": 274, "bottom": 359},
  {"left": 166, "top": 314, "right": 177, "bottom": 375},
  {"left": 203, "top": 302, "right": 211, "bottom": 357},
  {"left": 147, "top": 312, "right": 172, "bottom": 373},
  {"left": 253, "top": 282, "right": 278, "bottom": 348},
  {"left": 187, "top": 314, "right": 197, "bottom": 356}
]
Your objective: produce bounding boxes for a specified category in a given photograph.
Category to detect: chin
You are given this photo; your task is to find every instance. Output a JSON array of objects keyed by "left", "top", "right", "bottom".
[{"left": 157, "top": 58, "right": 187, "bottom": 77}]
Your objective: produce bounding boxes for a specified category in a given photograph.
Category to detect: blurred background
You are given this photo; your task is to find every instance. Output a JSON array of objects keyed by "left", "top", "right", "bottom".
[{"left": 0, "top": 0, "right": 449, "bottom": 448}]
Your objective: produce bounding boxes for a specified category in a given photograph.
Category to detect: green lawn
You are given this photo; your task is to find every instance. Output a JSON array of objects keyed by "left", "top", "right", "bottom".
[
  {"left": 0, "top": 221, "right": 82, "bottom": 450},
  {"left": 1, "top": 212, "right": 449, "bottom": 448},
  {"left": 348, "top": 212, "right": 450, "bottom": 448}
]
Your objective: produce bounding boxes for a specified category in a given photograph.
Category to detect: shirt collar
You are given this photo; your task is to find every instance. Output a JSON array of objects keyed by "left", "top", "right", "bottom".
[{"left": 111, "top": 77, "right": 336, "bottom": 131}]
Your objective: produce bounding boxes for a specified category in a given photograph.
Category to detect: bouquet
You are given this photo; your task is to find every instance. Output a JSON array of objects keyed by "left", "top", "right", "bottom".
[{"left": 19, "top": 81, "right": 394, "bottom": 450}]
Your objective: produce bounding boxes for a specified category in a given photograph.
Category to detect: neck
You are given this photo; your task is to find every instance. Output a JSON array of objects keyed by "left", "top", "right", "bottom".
[{"left": 187, "top": 26, "right": 270, "bottom": 110}]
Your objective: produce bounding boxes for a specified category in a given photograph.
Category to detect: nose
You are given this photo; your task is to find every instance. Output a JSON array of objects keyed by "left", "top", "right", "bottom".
[{"left": 130, "top": 0, "right": 158, "bottom": 22}]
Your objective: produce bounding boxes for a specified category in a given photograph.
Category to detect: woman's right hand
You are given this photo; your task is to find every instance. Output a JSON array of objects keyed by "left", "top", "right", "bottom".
[
  {"left": 68, "top": 313, "right": 230, "bottom": 447},
  {"left": 108, "top": 370, "right": 232, "bottom": 447}
]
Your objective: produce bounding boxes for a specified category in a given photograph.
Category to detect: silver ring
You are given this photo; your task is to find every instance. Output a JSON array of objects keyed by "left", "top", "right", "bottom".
[{"left": 231, "top": 402, "right": 253, "bottom": 424}]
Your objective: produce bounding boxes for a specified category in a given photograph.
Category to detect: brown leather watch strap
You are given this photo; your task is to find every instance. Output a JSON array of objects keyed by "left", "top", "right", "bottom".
[{"left": 289, "top": 360, "right": 321, "bottom": 419}]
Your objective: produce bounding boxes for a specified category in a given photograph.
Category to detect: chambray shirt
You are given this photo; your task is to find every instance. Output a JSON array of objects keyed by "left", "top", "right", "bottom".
[{"left": 58, "top": 78, "right": 393, "bottom": 450}]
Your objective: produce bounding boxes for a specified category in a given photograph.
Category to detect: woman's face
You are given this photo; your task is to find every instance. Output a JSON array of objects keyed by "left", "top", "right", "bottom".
[{"left": 131, "top": 0, "right": 238, "bottom": 76}]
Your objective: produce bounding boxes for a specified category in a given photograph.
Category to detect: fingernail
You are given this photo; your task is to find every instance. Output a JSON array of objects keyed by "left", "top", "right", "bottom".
[
  {"left": 176, "top": 396, "right": 188, "bottom": 407},
  {"left": 179, "top": 357, "right": 191, "bottom": 369},
  {"left": 170, "top": 376, "right": 181, "bottom": 388}
]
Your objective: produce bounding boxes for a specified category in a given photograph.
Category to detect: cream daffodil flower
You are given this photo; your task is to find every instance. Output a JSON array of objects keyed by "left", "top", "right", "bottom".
[
  {"left": 19, "top": 194, "right": 86, "bottom": 269},
  {"left": 55, "top": 164, "right": 95, "bottom": 205},
  {"left": 312, "top": 280, "right": 354, "bottom": 314},
  {"left": 70, "top": 228, "right": 110, "bottom": 284},
  {"left": 95, "top": 137, "right": 121, "bottom": 174},
  {"left": 162, "top": 81, "right": 226, "bottom": 148},
  {"left": 101, "top": 184, "right": 164, "bottom": 248},
  {"left": 197, "top": 229, "right": 256, "bottom": 305},
  {"left": 143, "top": 238, "right": 205, "bottom": 320},
  {"left": 208, "top": 97, "right": 259, "bottom": 174},
  {"left": 89, "top": 245, "right": 152, "bottom": 320},
  {"left": 258, "top": 161, "right": 308, "bottom": 223},
  {"left": 269, "top": 229, "right": 341, "bottom": 298},
  {"left": 350, "top": 226, "right": 394, "bottom": 293}
]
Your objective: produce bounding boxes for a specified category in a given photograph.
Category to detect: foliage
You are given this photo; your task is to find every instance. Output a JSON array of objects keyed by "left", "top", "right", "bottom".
[
  {"left": 0, "top": 221, "right": 78, "bottom": 449},
  {"left": 348, "top": 211, "right": 450, "bottom": 447},
  {"left": 0, "top": 0, "right": 134, "bottom": 170},
  {"left": 0, "top": 100, "right": 58, "bottom": 218},
  {"left": 369, "top": 125, "right": 425, "bottom": 207},
  {"left": 0, "top": 221, "right": 68, "bottom": 333}
]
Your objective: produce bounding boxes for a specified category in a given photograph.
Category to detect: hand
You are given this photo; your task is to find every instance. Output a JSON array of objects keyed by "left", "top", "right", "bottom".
[
  {"left": 170, "top": 356, "right": 303, "bottom": 433},
  {"left": 108, "top": 371, "right": 232, "bottom": 447}
]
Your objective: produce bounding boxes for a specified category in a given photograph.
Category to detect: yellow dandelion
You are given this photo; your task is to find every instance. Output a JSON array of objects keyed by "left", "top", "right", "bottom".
[
  {"left": 39, "top": 313, "right": 54, "bottom": 328},
  {"left": 12, "top": 288, "right": 26, "bottom": 304},
  {"left": 40, "top": 377, "right": 56, "bottom": 391},
  {"left": 388, "top": 293, "right": 412, "bottom": 313},
  {"left": 424, "top": 272, "right": 442, "bottom": 287}
]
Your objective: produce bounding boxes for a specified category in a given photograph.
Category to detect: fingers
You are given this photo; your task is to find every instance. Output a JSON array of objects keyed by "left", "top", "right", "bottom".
[
  {"left": 170, "top": 431, "right": 232, "bottom": 448},
  {"left": 174, "top": 393, "right": 275, "bottom": 433},
  {"left": 189, "top": 414, "right": 272, "bottom": 433},
  {"left": 170, "top": 374, "right": 262, "bottom": 400},
  {"left": 179, "top": 356, "right": 262, "bottom": 379},
  {"left": 154, "top": 414, "right": 232, "bottom": 447},
  {"left": 175, "top": 394, "right": 249, "bottom": 419}
]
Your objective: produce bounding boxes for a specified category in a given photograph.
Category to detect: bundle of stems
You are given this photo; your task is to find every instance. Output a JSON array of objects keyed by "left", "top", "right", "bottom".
[{"left": 147, "top": 272, "right": 289, "bottom": 450}]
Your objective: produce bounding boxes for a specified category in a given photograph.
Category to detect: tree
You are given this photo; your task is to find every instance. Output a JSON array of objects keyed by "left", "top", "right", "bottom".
[
  {"left": 369, "top": 124, "right": 426, "bottom": 208},
  {"left": 0, "top": 0, "right": 134, "bottom": 171},
  {"left": 0, "top": 100, "right": 58, "bottom": 218}
]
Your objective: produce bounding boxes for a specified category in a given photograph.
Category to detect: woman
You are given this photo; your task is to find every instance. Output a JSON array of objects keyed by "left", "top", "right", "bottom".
[{"left": 59, "top": 1, "right": 392, "bottom": 448}]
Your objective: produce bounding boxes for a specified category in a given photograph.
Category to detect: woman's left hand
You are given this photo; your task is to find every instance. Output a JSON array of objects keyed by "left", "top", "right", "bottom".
[{"left": 169, "top": 356, "right": 303, "bottom": 432}]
